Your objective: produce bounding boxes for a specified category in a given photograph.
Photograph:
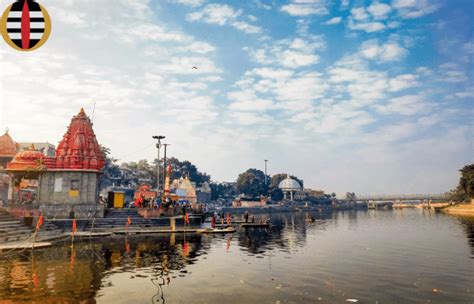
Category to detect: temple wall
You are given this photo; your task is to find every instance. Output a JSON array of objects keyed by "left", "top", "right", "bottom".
[{"left": 39, "top": 171, "right": 99, "bottom": 205}]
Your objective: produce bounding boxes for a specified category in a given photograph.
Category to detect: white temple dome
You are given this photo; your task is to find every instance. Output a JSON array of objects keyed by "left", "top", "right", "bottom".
[{"left": 278, "top": 175, "right": 301, "bottom": 191}]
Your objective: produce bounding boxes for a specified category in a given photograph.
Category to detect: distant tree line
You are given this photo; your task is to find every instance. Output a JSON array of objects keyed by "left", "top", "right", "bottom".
[{"left": 99, "top": 146, "right": 210, "bottom": 190}]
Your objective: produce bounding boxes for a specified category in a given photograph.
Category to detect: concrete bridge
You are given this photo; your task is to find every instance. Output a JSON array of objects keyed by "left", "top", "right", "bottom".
[{"left": 357, "top": 193, "right": 450, "bottom": 202}]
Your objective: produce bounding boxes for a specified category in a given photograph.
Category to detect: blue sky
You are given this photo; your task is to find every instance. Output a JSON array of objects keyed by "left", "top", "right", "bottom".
[{"left": 0, "top": 0, "right": 472, "bottom": 196}]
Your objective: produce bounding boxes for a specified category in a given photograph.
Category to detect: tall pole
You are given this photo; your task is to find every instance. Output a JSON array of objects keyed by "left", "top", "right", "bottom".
[
  {"left": 152, "top": 136, "right": 165, "bottom": 191},
  {"left": 163, "top": 144, "right": 170, "bottom": 191},
  {"left": 264, "top": 159, "right": 268, "bottom": 185}
]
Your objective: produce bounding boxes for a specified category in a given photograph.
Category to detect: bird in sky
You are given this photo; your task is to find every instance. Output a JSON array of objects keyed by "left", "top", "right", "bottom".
[{"left": 192, "top": 66, "right": 198, "bottom": 70}]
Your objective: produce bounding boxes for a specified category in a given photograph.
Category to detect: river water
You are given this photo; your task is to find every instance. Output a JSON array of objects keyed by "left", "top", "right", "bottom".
[{"left": 0, "top": 209, "right": 473, "bottom": 303}]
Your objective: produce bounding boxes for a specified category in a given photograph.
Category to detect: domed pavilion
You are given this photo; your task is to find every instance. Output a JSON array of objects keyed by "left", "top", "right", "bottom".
[{"left": 278, "top": 175, "right": 302, "bottom": 201}]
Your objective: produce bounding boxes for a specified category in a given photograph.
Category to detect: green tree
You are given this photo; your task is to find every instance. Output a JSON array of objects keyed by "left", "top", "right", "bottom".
[
  {"left": 164, "top": 157, "right": 210, "bottom": 186},
  {"left": 236, "top": 169, "right": 268, "bottom": 197},
  {"left": 451, "top": 164, "right": 474, "bottom": 202},
  {"left": 99, "top": 146, "right": 121, "bottom": 189}
]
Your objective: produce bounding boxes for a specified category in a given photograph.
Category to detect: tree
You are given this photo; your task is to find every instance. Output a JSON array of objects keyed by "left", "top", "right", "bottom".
[
  {"left": 164, "top": 157, "right": 210, "bottom": 187},
  {"left": 236, "top": 169, "right": 268, "bottom": 197},
  {"left": 210, "top": 182, "right": 237, "bottom": 200},
  {"left": 99, "top": 146, "right": 121, "bottom": 189},
  {"left": 451, "top": 164, "right": 474, "bottom": 202}
]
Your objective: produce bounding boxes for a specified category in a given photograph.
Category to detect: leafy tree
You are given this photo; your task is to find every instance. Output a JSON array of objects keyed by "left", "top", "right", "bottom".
[
  {"left": 236, "top": 169, "right": 268, "bottom": 197},
  {"left": 164, "top": 157, "right": 210, "bottom": 186},
  {"left": 451, "top": 164, "right": 474, "bottom": 202},
  {"left": 210, "top": 182, "right": 237, "bottom": 200},
  {"left": 99, "top": 146, "right": 121, "bottom": 189}
]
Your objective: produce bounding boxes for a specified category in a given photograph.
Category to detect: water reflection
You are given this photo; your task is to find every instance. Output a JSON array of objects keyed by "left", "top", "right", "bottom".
[
  {"left": 0, "top": 210, "right": 473, "bottom": 303},
  {"left": 457, "top": 217, "right": 474, "bottom": 258}
]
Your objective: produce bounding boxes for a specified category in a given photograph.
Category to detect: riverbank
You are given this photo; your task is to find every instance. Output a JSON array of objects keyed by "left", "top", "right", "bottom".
[{"left": 442, "top": 203, "right": 474, "bottom": 217}]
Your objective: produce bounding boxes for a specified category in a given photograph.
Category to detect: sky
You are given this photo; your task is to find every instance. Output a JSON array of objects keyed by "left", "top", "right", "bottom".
[{"left": 0, "top": 0, "right": 472, "bottom": 196}]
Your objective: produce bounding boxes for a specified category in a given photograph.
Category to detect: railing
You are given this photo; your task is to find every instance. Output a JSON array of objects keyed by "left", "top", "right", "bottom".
[{"left": 357, "top": 194, "right": 450, "bottom": 201}]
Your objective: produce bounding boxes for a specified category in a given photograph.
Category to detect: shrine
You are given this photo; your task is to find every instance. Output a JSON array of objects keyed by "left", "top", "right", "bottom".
[{"left": 5, "top": 109, "right": 105, "bottom": 218}]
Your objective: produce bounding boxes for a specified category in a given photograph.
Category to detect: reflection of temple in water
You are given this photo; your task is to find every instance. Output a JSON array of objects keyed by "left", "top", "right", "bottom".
[{"left": 0, "top": 234, "right": 209, "bottom": 303}]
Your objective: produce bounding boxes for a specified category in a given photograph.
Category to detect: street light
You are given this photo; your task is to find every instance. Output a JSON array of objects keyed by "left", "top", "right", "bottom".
[{"left": 152, "top": 135, "right": 165, "bottom": 191}]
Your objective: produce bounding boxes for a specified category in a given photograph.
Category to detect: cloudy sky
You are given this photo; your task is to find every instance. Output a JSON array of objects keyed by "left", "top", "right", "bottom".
[{"left": 0, "top": 0, "right": 472, "bottom": 195}]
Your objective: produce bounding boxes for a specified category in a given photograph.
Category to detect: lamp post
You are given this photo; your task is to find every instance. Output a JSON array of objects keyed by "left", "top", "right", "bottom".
[{"left": 152, "top": 135, "right": 165, "bottom": 191}]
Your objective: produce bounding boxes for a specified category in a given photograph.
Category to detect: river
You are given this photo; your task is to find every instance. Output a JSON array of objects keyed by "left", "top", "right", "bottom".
[{"left": 0, "top": 209, "right": 473, "bottom": 303}]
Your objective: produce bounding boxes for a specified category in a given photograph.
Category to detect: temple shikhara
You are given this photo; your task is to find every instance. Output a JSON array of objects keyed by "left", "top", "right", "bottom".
[{"left": 0, "top": 109, "right": 105, "bottom": 218}]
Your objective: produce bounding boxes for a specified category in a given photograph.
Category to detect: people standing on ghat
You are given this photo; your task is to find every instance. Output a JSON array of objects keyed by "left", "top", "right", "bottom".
[{"left": 244, "top": 211, "right": 249, "bottom": 223}]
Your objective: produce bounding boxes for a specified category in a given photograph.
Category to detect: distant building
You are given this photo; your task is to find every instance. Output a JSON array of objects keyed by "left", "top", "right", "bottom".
[
  {"left": 18, "top": 142, "right": 55, "bottom": 157},
  {"left": 196, "top": 181, "right": 211, "bottom": 204}
]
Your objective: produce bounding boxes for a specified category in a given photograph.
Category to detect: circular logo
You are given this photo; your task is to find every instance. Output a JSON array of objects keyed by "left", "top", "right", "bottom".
[{"left": 1, "top": 0, "right": 51, "bottom": 51}]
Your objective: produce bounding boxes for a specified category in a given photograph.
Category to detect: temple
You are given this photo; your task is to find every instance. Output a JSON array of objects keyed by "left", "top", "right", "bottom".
[{"left": 2, "top": 109, "right": 105, "bottom": 218}]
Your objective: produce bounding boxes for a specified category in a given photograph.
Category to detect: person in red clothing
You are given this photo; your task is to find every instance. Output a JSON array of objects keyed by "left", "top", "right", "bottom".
[{"left": 211, "top": 216, "right": 216, "bottom": 228}]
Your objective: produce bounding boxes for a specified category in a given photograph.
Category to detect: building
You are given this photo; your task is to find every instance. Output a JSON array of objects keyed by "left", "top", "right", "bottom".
[
  {"left": 0, "top": 131, "right": 18, "bottom": 204},
  {"left": 6, "top": 108, "right": 105, "bottom": 218},
  {"left": 18, "top": 142, "right": 55, "bottom": 157},
  {"left": 171, "top": 176, "right": 197, "bottom": 207},
  {"left": 196, "top": 181, "right": 211, "bottom": 204},
  {"left": 279, "top": 175, "right": 302, "bottom": 201}
]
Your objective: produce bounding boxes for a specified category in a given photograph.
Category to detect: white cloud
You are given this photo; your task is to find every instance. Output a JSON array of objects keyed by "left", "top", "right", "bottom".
[
  {"left": 246, "top": 36, "right": 325, "bottom": 68},
  {"left": 349, "top": 19, "right": 386, "bottom": 32},
  {"left": 359, "top": 39, "right": 408, "bottom": 62},
  {"left": 367, "top": 2, "right": 392, "bottom": 19},
  {"left": 376, "top": 95, "right": 431, "bottom": 115},
  {"left": 170, "top": 0, "right": 205, "bottom": 7},
  {"left": 281, "top": 0, "right": 329, "bottom": 16},
  {"left": 388, "top": 74, "right": 419, "bottom": 91},
  {"left": 324, "top": 16, "right": 342, "bottom": 25},
  {"left": 187, "top": 3, "right": 261, "bottom": 34},
  {"left": 392, "top": 0, "right": 440, "bottom": 18},
  {"left": 351, "top": 7, "right": 370, "bottom": 21}
]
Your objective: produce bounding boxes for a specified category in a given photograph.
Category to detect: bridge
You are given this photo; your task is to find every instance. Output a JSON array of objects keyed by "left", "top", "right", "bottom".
[{"left": 357, "top": 193, "right": 450, "bottom": 202}]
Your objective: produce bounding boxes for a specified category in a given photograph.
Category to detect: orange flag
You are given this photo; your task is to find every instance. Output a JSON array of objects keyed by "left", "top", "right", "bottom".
[
  {"left": 185, "top": 212, "right": 189, "bottom": 225},
  {"left": 72, "top": 219, "right": 77, "bottom": 234},
  {"left": 35, "top": 214, "right": 43, "bottom": 231}
]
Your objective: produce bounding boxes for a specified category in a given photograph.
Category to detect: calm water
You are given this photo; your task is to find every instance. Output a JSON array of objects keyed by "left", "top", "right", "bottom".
[{"left": 0, "top": 209, "right": 473, "bottom": 303}]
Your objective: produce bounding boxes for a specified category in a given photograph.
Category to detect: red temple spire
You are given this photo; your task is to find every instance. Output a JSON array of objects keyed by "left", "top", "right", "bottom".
[{"left": 54, "top": 108, "right": 105, "bottom": 171}]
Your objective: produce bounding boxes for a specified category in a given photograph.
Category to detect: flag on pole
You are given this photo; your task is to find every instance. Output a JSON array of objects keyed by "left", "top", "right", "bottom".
[
  {"left": 35, "top": 214, "right": 43, "bottom": 231},
  {"left": 185, "top": 212, "right": 189, "bottom": 225},
  {"left": 72, "top": 219, "right": 77, "bottom": 234}
]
